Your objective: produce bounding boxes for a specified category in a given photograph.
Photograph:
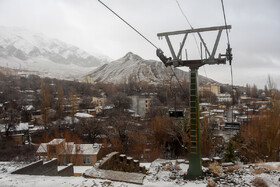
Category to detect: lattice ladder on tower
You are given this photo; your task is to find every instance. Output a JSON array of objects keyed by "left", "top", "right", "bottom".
[{"left": 190, "top": 70, "right": 198, "bottom": 154}]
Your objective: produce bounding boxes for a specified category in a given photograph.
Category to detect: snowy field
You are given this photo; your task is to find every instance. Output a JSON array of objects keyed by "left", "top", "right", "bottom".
[{"left": 0, "top": 160, "right": 279, "bottom": 187}]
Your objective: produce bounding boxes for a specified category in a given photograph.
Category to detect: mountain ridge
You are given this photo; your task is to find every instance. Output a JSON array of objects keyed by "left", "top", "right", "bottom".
[{"left": 0, "top": 26, "right": 108, "bottom": 79}]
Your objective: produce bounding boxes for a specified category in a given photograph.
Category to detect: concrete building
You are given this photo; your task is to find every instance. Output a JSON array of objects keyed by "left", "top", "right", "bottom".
[
  {"left": 129, "top": 94, "right": 153, "bottom": 117},
  {"left": 199, "top": 84, "right": 220, "bottom": 96}
]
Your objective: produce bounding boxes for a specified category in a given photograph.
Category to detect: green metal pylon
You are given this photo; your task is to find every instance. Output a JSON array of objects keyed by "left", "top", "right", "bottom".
[
  {"left": 156, "top": 25, "right": 232, "bottom": 180},
  {"left": 185, "top": 68, "right": 204, "bottom": 179}
]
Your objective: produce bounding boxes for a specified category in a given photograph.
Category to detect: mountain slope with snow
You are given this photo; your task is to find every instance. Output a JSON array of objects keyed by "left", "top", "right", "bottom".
[
  {"left": 87, "top": 52, "right": 216, "bottom": 84},
  {"left": 0, "top": 26, "right": 107, "bottom": 79}
]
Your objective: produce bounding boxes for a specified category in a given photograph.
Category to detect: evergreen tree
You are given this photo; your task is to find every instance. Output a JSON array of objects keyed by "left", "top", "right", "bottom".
[{"left": 224, "top": 139, "right": 236, "bottom": 163}]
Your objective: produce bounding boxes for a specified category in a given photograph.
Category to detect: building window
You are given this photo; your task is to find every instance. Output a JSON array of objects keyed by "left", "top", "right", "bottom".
[
  {"left": 49, "top": 146, "right": 56, "bottom": 154},
  {"left": 64, "top": 156, "right": 70, "bottom": 164},
  {"left": 83, "top": 156, "right": 91, "bottom": 164}
]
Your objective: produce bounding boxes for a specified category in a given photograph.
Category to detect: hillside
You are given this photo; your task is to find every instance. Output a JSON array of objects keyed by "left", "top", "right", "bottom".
[{"left": 0, "top": 160, "right": 279, "bottom": 186}]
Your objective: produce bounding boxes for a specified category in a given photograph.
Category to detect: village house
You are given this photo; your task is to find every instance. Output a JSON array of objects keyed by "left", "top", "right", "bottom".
[
  {"left": 36, "top": 138, "right": 102, "bottom": 166},
  {"left": 92, "top": 97, "right": 105, "bottom": 106}
]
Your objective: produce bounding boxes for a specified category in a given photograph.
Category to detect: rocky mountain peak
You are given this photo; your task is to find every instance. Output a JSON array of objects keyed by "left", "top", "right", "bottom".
[
  {"left": 120, "top": 52, "right": 142, "bottom": 63},
  {"left": 86, "top": 52, "right": 216, "bottom": 85}
]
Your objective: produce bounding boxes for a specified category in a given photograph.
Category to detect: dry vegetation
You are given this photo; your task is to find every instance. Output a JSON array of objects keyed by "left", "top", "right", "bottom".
[
  {"left": 251, "top": 177, "right": 268, "bottom": 187},
  {"left": 250, "top": 168, "right": 267, "bottom": 175},
  {"left": 225, "top": 165, "right": 243, "bottom": 173},
  {"left": 208, "top": 161, "right": 222, "bottom": 176},
  {"left": 256, "top": 163, "right": 280, "bottom": 171}
]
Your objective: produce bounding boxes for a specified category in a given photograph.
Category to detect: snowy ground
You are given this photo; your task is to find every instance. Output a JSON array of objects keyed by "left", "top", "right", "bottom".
[{"left": 0, "top": 160, "right": 279, "bottom": 187}]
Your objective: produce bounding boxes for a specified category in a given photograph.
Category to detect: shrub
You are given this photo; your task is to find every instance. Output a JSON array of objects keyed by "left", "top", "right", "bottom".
[
  {"left": 208, "top": 161, "right": 222, "bottom": 176},
  {"left": 251, "top": 177, "right": 268, "bottom": 187},
  {"left": 225, "top": 165, "right": 243, "bottom": 173}
]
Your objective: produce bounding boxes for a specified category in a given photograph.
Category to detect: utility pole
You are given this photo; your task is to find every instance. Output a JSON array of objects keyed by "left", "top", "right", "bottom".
[{"left": 157, "top": 25, "right": 232, "bottom": 179}]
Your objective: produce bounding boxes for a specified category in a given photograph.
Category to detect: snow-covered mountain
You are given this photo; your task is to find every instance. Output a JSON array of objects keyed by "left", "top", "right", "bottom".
[
  {"left": 0, "top": 26, "right": 108, "bottom": 79},
  {"left": 87, "top": 52, "right": 216, "bottom": 84}
]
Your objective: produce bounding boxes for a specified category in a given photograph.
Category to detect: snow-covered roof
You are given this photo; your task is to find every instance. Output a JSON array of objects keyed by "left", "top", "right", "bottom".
[
  {"left": 15, "top": 123, "right": 29, "bottom": 131},
  {"left": 29, "top": 125, "right": 45, "bottom": 132},
  {"left": 202, "top": 158, "right": 211, "bottom": 161},
  {"left": 74, "top": 112, "right": 94, "bottom": 118},
  {"left": 102, "top": 105, "right": 114, "bottom": 110},
  {"left": 0, "top": 124, "right": 6, "bottom": 133},
  {"left": 233, "top": 110, "right": 239, "bottom": 114},
  {"left": 72, "top": 144, "right": 101, "bottom": 155},
  {"left": 211, "top": 109, "right": 224, "bottom": 113},
  {"left": 64, "top": 116, "right": 79, "bottom": 124},
  {"left": 36, "top": 140, "right": 101, "bottom": 155},
  {"left": 36, "top": 143, "right": 47, "bottom": 153},
  {"left": 124, "top": 109, "right": 135, "bottom": 113},
  {"left": 200, "top": 103, "right": 210, "bottom": 106},
  {"left": 62, "top": 142, "right": 101, "bottom": 155},
  {"left": 201, "top": 111, "right": 209, "bottom": 114},
  {"left": 22, "top": 105, "right": 34, "bottom": 111},
  {"left": 48, "top": 138, "right": 65, "bottom": 145},
  {"left": 0, "top": 123, "right": 29, "bottom": 132}
]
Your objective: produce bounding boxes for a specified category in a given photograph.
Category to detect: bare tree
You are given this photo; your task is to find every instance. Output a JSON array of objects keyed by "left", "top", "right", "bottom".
[
  {"left": 41, "top": 81, "right": 51, "bottom": 129},
  {"left": 2, "top": 105, "right": 21, "bottom": 137},
  {"left": 106, "top": 92, "right": 132, "bottom": 110},
  {"left": 56, "top": 84, "right": 64, "bottom": 119},
  {"left": 75, "top": 119, "right": 104, "bottom": 144},
  {"left": 69, "top": 88, "right": 79, "bottom": 125}
]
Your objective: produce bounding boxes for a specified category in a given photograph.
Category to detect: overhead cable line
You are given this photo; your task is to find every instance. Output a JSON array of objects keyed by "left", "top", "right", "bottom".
[
  {"left": 221, "top": 0, "right": 233, "bottom": 89},
  {"left": 175, "top": 0, "right": 193, "bottom": 29},
  {"left": 221, "top": 0, "right": 234, "bottom": 123},
  {"left": 175, "top": 0, "right": 200, "bottom": 56},
  {"left": 221, "top": 0, "right": 230, "bottom": 44},
  {"left": 169, "top": 66, "right": 188, "bottom": 99},
  {"left": 98, "top": 0, "right": 189, "bottom": 98},
  {"left": 175, "top": 0, "right": 208, "bottom": 79},
  {"left": 97, "top": 0, "right": 158, "bottom": 49}
]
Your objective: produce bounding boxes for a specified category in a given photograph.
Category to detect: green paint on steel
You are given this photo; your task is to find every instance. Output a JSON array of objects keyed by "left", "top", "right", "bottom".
[{"left": 185, "top": 68, "right": 204, "bottom": 179}]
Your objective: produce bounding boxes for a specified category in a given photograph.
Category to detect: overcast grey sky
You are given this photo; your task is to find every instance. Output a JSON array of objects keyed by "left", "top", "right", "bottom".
[{"left": 0, "top": 0, "right": 279, "bottom": 88}]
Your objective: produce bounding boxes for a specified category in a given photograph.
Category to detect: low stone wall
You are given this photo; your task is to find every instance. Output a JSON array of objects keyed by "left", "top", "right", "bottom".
[
  {"left": 201, "top": 157, "right": 223, "bottom": 167},
  {"left": 97, "top": 152, "right": 146, "bottom": 174},
  {"left": 11, "top": 159, "right": 45, "bottom": 175},
  {"left": 11, "top": 158, "right": 73, "bottom": 176},
  {"left": 58, "top": 163, "right": 74, "bottom": 176}
]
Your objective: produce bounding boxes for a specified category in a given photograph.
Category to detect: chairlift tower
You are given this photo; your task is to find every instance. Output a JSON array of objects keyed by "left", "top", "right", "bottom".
[{"left": 157, "top": 25, "right": 232, "bottom": 179}]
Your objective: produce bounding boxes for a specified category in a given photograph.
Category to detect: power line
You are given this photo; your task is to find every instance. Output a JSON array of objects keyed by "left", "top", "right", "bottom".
[{"left": 97, "top": 0, "right": 158, "bottom": 49}]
